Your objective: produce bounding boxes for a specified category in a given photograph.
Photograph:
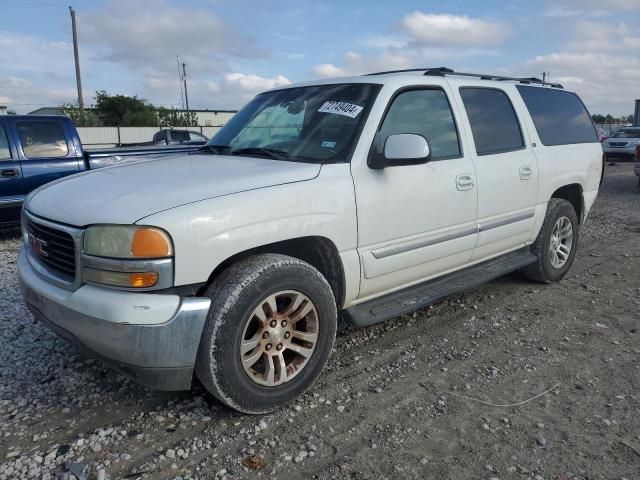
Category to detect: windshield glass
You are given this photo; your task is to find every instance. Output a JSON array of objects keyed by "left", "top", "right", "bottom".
[
  {"left": 612, "top": 128, "right": 640, "bottom": 139},
  {"left": 206, "top": 83, "right": 381, "bottom": 163}
]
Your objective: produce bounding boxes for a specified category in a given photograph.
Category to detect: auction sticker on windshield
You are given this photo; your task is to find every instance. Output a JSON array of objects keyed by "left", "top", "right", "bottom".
[{"left": 318, "top": 101, "right": 364, "bottom": 118}]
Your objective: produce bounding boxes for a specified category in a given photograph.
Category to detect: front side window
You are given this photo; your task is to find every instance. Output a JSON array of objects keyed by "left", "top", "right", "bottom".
[
  {"left": 0, "top": 125, "right": 11, "bottom": 160},
  {"left": 516, "top": 85, "right": 597, "bottom": 146},
  {"left": 207, "top": 83, "right": 381, "bottom": 163},
  {"left": 376, "top": 88, "right": 461, "bottom": 159},
  {"left": 460, "top": 88, "right": 524, "bottom": 155},
  {"left": 16, "top": 121, "right": 68, "bottom": 159}
]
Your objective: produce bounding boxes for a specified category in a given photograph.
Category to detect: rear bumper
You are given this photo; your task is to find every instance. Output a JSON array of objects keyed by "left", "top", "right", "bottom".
[{"left": 18, "top": 248, "right": 211, "bottom": 390}]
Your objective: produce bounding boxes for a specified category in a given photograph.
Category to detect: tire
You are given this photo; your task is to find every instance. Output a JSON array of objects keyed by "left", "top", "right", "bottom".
[
  {"left": 521, "top": 198, "right": 579, "bottom": 283},
  {"left": 195, "top": 254, "right": 337, "bottom": 414}
]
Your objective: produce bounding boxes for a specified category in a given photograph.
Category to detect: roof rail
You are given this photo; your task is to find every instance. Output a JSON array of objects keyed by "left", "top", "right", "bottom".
[{"left": 365, "top": 66, "right": 564, "bottom": 89}]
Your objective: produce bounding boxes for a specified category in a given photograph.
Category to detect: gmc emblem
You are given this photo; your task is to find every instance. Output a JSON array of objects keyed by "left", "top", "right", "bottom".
[{"left": 28, "top": 232, "right": 49, "bottom": 257}]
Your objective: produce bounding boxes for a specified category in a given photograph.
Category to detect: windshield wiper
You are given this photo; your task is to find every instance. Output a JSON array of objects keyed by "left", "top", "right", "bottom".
[
  {"left": 200, "top": 144, "right": 231, "bottom": 154},
  {"left": 231, "top": 147, "right": 290, "bottom": 160}
]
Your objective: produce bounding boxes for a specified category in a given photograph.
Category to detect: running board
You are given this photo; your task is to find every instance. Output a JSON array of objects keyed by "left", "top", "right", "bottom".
[{"left": 344, "top": 248, "right": 537, "bottom": 328}]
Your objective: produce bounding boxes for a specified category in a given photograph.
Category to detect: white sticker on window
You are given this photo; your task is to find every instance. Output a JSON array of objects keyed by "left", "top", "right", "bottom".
[{"left": 317, "top": 101, "right": 363, "bottom": 119}]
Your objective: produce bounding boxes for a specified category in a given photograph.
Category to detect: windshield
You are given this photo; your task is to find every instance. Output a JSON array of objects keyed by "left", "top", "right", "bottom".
[
  {"left": 612, "top": 128, "right": 640, "bottom": 139},
  {"left": 205, "top": 83, "right": 381, "bottom": 163}
]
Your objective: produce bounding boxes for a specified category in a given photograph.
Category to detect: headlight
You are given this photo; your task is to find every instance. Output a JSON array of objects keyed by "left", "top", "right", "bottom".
[
  {"left": 84, "top": 225, "right": 173, "bottom": 258},
  {"left": 82, "top": 225, "right": 174, "bottom": 290}
]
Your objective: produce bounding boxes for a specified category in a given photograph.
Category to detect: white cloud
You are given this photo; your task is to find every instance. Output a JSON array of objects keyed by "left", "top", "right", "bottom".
[
  {"left": 399, "top": 12, "right": 511, "bottom": 46},
  {"left": 311, "top": 11, "right": 509, "bottom": 79},
  {"left": 312, "top": 64, "right": 346, "bottom": 78},
  {"left": 224, "top": 73, "right": 291, "bottom": 93},
  {"left": 79, "top": 0, "right": 267, "bottom": 75}
]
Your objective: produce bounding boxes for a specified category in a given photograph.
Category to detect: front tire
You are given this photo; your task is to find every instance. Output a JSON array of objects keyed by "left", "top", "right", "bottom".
[
  {"left": 195, "top": 254, "right": 337, "bottom": 414},
  {"left": 522, "top": 198, "right": 579, "bottom": 283}
]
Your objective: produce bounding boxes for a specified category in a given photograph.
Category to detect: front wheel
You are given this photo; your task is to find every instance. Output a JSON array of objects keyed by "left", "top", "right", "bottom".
[
  {"left": 522, "top": 198, "right": 579, "bottom": 283},
  {"left": 195, "top": 254, "right": 337, "bottom": 414}
]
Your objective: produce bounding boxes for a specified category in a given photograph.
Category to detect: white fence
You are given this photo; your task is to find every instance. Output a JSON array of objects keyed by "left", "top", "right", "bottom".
[{"left": 77, "top": 126, "right": 224, "bottom": 148}]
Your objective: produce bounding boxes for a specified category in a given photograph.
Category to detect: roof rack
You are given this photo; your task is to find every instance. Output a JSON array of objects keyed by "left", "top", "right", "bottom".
[{"left": 364, "top": 66, "right": 564, "bottom": 89}]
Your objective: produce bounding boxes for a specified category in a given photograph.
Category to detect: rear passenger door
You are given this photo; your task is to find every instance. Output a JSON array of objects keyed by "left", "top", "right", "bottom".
[
  {"left": 0, "top": 122, "right": 24, "bottom": 225},
  {"left": 13, "top": 118, "right": 82, "bottom": 195},
  {"left": 455, "top": 85, "right": 539, "bottom": 261}
]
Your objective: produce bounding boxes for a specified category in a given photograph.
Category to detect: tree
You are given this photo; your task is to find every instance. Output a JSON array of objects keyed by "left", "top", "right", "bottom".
[
  {"left": 94, "top": 90, "right": 157, "bottom": 126},
  {"left": 157, "top": 107, "right": 198, "bottom": 127},
  {"left": 61, "top": 103, "right": 101, "bottom": 127},
  {"left": 6, "top": 109, "right": 16, "bottom": 115}
]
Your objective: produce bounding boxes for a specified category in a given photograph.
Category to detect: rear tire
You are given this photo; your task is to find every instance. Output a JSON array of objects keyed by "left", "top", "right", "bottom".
[
  {"left": 522, "top": 198, "right": 579, "bottom": 283},
  {"left": 195, "top": 254, "right": 337, "bottom": 414}
]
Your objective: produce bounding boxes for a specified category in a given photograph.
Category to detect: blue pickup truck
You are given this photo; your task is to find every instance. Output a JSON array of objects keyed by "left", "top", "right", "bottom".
[{"left": 0, "top": 115, "right": 200, "bottom": 226}]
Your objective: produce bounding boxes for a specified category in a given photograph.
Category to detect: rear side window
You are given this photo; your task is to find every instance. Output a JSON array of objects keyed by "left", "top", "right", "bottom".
[
  {"left": 459, "top": 88, "right": 524, "bottom": 155},
  {"left": 516, "top": 85, "right": 597, "bottom": 146},
  {"left": 378, "top": 88, "right": 461, "bottom": 159},
  {"left": 16, "top": 121, "right": 68, "bottom": 159},
  {"left": 0, "top": 125, "right": 11, "bottom": 160}
]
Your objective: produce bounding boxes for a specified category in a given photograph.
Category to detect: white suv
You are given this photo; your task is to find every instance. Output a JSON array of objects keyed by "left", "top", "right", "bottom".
[{"left": 18, "top": 68, "right": 603, "bottom": 413}]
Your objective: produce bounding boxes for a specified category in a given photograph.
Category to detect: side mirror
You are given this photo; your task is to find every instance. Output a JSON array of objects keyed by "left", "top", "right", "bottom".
[{"left": 368, "top": 133, "right": 431, "bottom": 169}]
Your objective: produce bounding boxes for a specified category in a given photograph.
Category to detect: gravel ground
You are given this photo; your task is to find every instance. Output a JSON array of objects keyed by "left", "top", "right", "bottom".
[{"left": 1, "top": 163, "right": 639, "bottom": 480}]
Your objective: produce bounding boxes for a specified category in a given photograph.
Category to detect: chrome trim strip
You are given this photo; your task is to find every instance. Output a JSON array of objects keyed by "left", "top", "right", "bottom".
[
  {"left": 0, "top": 197, "right": 24, "bottom": 208},
  {"left": 81, "top": 255, "right": 174, "bottom": 291},
  {"left": 371, "top": 225, "right": 478, "bottom": 260},
  {"left": 478, "top": 209, "right": 535, "bottom": 233}
]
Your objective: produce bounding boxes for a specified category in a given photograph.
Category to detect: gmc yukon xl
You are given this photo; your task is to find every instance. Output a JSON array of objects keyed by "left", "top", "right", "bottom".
[{"left": 18, "top": 68, "right": 603, "bottom": 413}]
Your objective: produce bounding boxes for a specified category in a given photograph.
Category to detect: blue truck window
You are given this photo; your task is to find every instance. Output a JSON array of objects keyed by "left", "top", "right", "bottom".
[
  {"left": 16, "top": 121, "right": 69, "bottom": 159},
  {"left": 0, "top": 125, "right": 11, "bottom": 160}
]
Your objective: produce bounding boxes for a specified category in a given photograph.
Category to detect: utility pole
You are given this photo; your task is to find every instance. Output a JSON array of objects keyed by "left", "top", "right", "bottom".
[
  {"left": 182, "top": 62, "right": 189, "bottom": 112},
  {"left": 69, "top": 6, "right": 84, "bottom": 116},
  {"left": 542, "top": 72, "right": 548, "bottom": 85}
]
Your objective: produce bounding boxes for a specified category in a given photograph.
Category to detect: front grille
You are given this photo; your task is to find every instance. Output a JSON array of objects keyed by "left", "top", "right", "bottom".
[
  {"left": 609, "top": 141, "right": 628, "bottom": 147},
  {"left": 27, "top": 220, "right": 77, "bottom": 279}
]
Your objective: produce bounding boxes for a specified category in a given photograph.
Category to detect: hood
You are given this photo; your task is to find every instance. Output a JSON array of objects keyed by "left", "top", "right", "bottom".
[{"left": 26, "top": 153, "right": 321, "bottom": 226}]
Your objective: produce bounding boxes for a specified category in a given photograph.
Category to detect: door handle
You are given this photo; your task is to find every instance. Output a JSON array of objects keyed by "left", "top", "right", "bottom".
[
  {"left": 0, "top": 168, "right": 19, "bottom": 178},
  {"left": 456, "top": 174, "right": 475, "bottom": 191},
  {"left": 519, "top": 165, "right": 534, "bottom": 180}
]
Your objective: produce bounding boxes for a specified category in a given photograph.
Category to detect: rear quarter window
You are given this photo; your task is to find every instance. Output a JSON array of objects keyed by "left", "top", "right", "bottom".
[{"left": 516, "top": 86, "right": 597, "bottom": 146}]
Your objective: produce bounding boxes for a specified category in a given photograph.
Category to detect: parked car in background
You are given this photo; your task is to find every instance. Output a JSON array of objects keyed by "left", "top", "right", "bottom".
[
  {"left": 602, "top": 126, "right": 640, "bottom": 160},
  {"left": 152, "top": 129, "right": 208, "bottom": 146},
  {"left": 0, "top": 116, "right": 203, "bottom": 226},
  {"left": 18, "top": 68, "right": 602, "bottom": 413}
]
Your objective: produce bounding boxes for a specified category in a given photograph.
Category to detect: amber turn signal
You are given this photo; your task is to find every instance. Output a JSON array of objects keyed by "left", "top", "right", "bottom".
[
  {"left": 128, "top": 272, "right": 158, "bottom": 288},
  {"left": 130, "top": 228, "right": 171, "bottom": 258}
]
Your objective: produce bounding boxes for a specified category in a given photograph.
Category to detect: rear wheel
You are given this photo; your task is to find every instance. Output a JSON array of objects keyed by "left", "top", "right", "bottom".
[
  {"left": 195, "top": 254, "right": 337, "bottom": 413},
  {"left": 522, "top": 198, "right": 579, "bottom": 283}
]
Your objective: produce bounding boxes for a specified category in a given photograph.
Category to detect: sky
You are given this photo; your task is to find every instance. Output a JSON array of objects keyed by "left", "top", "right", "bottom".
[{"left": 1, "top": 0, "right": 639, "bottom": 116}]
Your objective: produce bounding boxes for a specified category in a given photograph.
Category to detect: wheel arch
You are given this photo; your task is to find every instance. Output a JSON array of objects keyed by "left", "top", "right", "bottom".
[
  {"left": 200, "top": 236, "right": 346, "bottom": 309},
  {"left": 550, "top": 183, "right": 584, "bottom": 223}
]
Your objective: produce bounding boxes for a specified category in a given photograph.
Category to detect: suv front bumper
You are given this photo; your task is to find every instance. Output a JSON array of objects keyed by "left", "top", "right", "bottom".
[{"left": 17, "top": 247, "right": 211, "bottom": 391}]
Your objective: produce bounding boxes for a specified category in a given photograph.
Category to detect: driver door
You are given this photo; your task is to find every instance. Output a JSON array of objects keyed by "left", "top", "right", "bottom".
[{"left": 351, "top": 85, "right": 478, "bottom": 299}]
